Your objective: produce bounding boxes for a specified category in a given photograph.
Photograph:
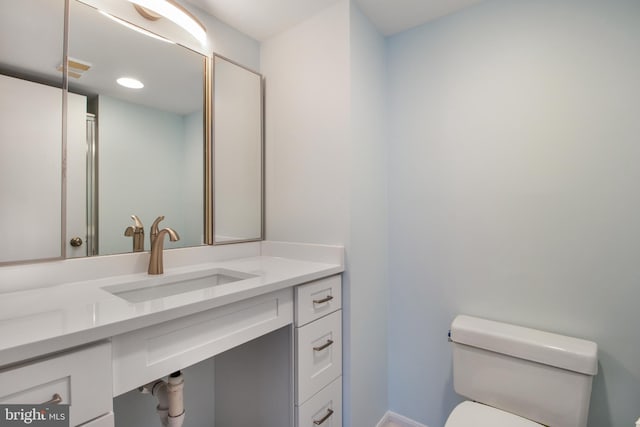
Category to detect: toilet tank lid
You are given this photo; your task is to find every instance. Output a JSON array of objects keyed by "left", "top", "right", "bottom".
[{"left": 450, "top": 315, "right": 598, "bottom": 375}]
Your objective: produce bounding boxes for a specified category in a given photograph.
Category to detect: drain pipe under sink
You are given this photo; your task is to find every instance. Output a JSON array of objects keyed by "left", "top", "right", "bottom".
[{"left": 140, "top": 371, "right": 185, "bottom": 427}]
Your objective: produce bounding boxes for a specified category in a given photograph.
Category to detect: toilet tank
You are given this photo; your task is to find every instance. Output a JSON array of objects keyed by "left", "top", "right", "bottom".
[{"left": 450, "top": 315, "right": 598, "bottom": 427}]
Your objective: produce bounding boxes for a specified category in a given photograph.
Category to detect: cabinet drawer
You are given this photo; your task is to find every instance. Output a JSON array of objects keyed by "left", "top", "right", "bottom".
[
  {"left": 296, "top": 376, "right": 342, "bottom": 427},
  {"left": 296, "top": 310, "right": 342, "bottom": 404},
  {"left": 295, "top": 275, "right": 341, "bottom": 327},
  {"left": 0, "top": 342, "right": 112, "bottom": 427},
  {"left": 113, "top": 288, "right": 293, "bottom": 395}
]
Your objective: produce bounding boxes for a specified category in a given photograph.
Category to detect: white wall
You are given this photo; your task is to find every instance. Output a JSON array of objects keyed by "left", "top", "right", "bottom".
[
  {"left": 261, "top": 2, "right": 390, "bottom": 426},
  {"left": 386, "top": 1, "right": 640, "bottom": 426},
  {"left": 214, "top": 326, "right": 292, "bottom": 427},
  {"left": 262, "top": 1, "right": 350, "bottom": 246},
  {"left": 185, "top": 3, "right": 260, "bottom": 69}
]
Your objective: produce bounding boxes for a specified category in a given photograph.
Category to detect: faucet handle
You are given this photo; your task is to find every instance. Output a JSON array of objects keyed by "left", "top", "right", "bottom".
[
  {"left": 131, "top": 214, "right": 144, "bottom": 229},
  {"left": 150, "top": 216, "right": 166, "bottom": 246},
  {"left": 125, "top": 215, "right": 145, "bottom": 252},
  {"left": 151, "top": 216, "right": 165, "bottom": 233},
  {"left": 125, "top": 215, "right": 144, "bottom": 236}
]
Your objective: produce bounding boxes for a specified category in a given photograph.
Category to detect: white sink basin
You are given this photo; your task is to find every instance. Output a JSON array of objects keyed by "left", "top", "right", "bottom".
[{"left": 103, "top": 268, "right": 255, "bottom": 303}]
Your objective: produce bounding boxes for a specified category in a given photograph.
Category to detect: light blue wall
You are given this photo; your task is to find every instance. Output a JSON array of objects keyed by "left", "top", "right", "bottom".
[
  {"left": 98, "top": 96, "right": 202, "bottom": 254},
  {"left": 386, "top": 1, "right": 640, "bottom": 426},
  {"left": 182, "top": 110, "right": 204, "bottom": 246},
  {"left": 347, "top": 3, "right": 389, "bottom": 427}
]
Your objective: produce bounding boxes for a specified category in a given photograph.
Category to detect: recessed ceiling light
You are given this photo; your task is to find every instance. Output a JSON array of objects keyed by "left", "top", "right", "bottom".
[{"left": 117, "top": 77, "right": 144, "bottom": 89}]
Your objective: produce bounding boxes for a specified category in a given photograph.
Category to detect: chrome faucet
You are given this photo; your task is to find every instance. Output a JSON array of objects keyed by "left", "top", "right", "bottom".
[
  {"left": 124, "top": 215, "right": 145, "bottom": 252},
  {"left": 148, "top": 227, "right": 180, "bottom": 275}
]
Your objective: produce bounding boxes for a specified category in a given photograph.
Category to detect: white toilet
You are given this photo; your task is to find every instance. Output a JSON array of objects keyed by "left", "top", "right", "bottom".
[{"left": 445, "top": 315, "right": 598, "bottom": 427}]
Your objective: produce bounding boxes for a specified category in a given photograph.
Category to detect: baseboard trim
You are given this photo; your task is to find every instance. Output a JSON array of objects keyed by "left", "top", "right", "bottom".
[{"left": 375, "top": 411, "right": 429, "bottom": 427}]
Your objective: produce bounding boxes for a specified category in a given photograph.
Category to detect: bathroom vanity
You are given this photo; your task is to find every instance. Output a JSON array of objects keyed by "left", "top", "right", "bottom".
[{"left": 0, "top": 242, "right": 344, "bottom": 427}]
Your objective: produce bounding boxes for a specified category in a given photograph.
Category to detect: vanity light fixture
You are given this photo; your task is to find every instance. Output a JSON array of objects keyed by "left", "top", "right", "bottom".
[
  {"left": 99, "top": 10, "right": 175, "bottom": 44},
  {"left": 117, "top": 77, "right": 144, "bottom": 89},
  {"left": 126, "top": 0, "right": 207, "bottom": 45}
]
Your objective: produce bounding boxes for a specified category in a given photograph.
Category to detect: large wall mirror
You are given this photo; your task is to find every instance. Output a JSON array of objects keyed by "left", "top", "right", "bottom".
[
  {"left": 0, "top": 0, "right": 265, "bottom": 265},
  {"left": 213, "top": 55, "right": 263, "bottom": 244},
  {"left": 68, "top": 0, "right": 207, "bottom": 257},
  {"left": 0, "top": 0, "right": 209, "bottom": 264}
]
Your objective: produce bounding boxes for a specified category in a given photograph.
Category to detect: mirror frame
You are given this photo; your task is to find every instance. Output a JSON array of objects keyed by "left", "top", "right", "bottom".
[
  {"left": 205, "top": 55, "right": 213, "bottom": 245},
  {"left": 210, "top": 53, "right": 265, "bottom": 246}
]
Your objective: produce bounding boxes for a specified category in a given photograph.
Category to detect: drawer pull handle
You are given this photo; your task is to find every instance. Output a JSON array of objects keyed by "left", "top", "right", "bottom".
[
  {"left": 313, "top": 339, "right": 334, "bottom": 352},
  {"left": 42, "top": 394, "right": 63, "bottom": 405},
  {"left": 313, "top": 295, "right": 334, "bottom": 304},
  {"left": 313, "top": 408, "right": 334, "bottom": 425}
]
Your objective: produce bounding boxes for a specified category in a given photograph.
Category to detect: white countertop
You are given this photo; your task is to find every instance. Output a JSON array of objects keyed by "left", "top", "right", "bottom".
[{"left": 0, "top": 255, "right": 343, "bottom": 368}]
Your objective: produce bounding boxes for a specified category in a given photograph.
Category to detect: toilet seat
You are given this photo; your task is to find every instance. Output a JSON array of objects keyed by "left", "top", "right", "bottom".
[{"left": 445, "top": 401, "right": 543, "bottom": 427}]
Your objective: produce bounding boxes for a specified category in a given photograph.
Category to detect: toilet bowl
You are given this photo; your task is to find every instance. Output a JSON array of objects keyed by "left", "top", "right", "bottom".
[{"left": 445, "top": 315, "right": 598, "bottom": 427}]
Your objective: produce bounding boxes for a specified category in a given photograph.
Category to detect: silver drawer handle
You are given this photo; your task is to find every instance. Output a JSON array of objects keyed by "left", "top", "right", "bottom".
[
  {"left": 313, "top": 339, "right": 334, "bottom": 352},
  {"left": 313, "top": 408, "right": 334, "bottom": 425},
  {"left": 42, "top": 394, "right": 63, "bottom": 405},
  {"left": 313, "top": 295, "right": 333, "bottom": 304}
]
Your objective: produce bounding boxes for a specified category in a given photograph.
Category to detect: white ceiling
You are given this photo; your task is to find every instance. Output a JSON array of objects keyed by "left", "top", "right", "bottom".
[
  {"left": 356, "top": 0, "right": 485, "bottom": 36},
  {"left": 186, "top": 0, "right": 484, "bottom": 41}
]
